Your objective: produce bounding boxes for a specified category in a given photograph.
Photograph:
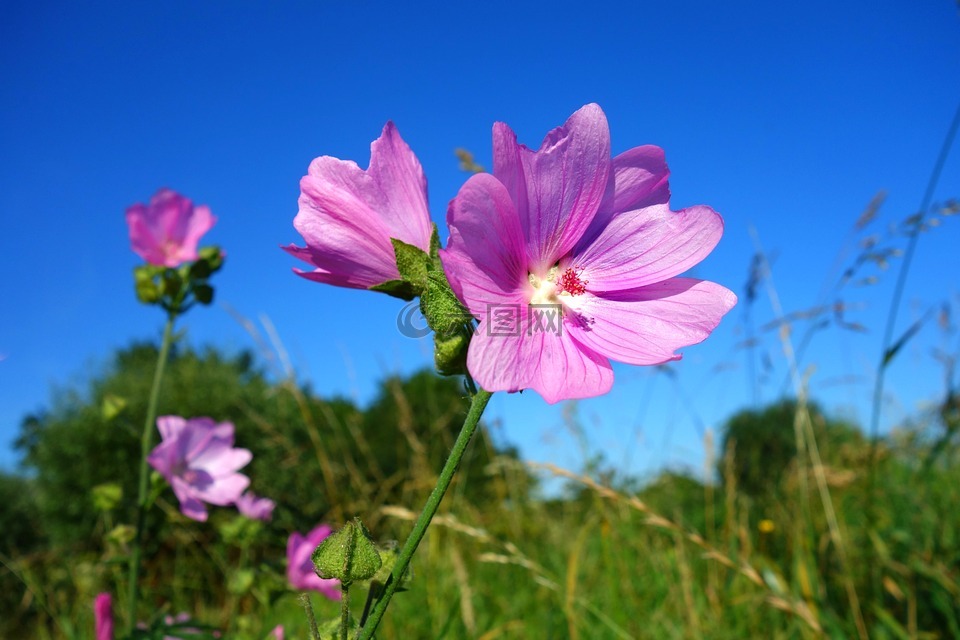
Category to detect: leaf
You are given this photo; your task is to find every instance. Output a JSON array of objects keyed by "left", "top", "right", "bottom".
[
  {"left": 101, "top": 394, "right": 127, "bottom": 420},
  {"left": 391, "top": 237, "right": 431, "bottom": 291},
  {"left": 369, "top": 278, "right": 418, "bottom": 301},
  {"left": 883, "top": 309, "right": 933, "bottom": 367}
]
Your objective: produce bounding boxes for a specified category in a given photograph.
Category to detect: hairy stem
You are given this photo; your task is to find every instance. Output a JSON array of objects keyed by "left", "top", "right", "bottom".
[{"left": 356, "top": 387, "right": 492, "bottom": 639}]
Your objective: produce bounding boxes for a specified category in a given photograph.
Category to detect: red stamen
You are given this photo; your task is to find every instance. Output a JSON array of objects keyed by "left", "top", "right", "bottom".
[{"left": 557, "top": 267, "right": 587, "bottom": 296}]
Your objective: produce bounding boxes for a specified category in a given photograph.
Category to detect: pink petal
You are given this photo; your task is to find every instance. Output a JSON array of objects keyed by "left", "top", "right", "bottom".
[
  {"left": 282, "top": 245, "right": 377, "bottom": 289},
  {"left": 195, "top": 472, "right": 249, "bottom": 506},
  {"left": 574, "top": 204, "right": 724, "bottom": 292},
  {"left": 125, "top": 205, "right": 164, "bottom": 265},
  {"left": 581, "top": 145, "right": 671, "bottom": 246},
  {"left": 493, "top": 104, "right": 611, "bottom": 273},
  {"left": 604, "top": 145, "right": 671, "bottom": 214},
  {"left": 368, "top": 122, "right": 433, "bottom": 249},
  {"left": 200, "top": 447, "right": 253, "bottom": 475},
  {"left": 566, "top": 278, "right": 737, "bottom": 365},
  {"left": 293, "top": 158, "right": 401, "bottom": 287},
  {"left": 156, "top": 415, "right": 187, "bottom": 441},
  {"left": 175, "top": 203, "right": 216, "bottom": 263},
  {"left": 440, "top": 173, "right": 529, "bottom": 315},
  {"left": 146, "top": 440, "right": 177, "bottom": 480},
  {"left": 467, "top": 314, "right": 613, "bottom": 404},
  {"left": 288, "top": 123, "right": 431, "bottom": 290},
  {"left": 171, "top": 476, "right": 209, "bottom": 521},
  {"left": 94, "top": 593, "right": 113, "bottom": 640}
]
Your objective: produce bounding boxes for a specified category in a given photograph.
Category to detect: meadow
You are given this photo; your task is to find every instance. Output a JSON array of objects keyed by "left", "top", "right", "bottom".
[{"left": 2, "top": 242, "right": 959, "bottom": 639}]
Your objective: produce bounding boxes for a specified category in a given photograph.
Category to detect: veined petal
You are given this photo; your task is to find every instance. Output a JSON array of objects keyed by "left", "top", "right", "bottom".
[
  {"left": 566, "top": 278, "right": 737, "bottom": 365},
  {"left": 493, "top": 104, "right": 611, "bottom": 272},
  {"left": 440, "top": 173, "right": 529, "bottom": 315},
  {"left": 282, "top": 245, "right": 387, "bottom": 289},
  {"left": 292, "top": 156, "right": 400, "bottom": 287},
  {"left": 468, "top": 313, "right": 613, "bottom": 404},
  {"left": 368, "top": 122, "right": 432, "bottom": 249},
  {"left": 581, "top": 145, "right": 671, "bottom": 247},
  {"left": 287, "top": 123, "right": 431, "bottom": 291},
  {"left": 575, "top": 204, "right": 724, "bottom": 292}
]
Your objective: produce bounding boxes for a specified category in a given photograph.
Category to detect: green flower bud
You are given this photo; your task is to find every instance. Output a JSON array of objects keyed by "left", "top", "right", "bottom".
[{"left": 311, "top": 518, "right": 382, "bottom": 585}]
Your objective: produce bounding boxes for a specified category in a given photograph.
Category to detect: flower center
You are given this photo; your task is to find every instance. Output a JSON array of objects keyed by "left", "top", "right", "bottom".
[
  {"left": 528, "top": 266, "right": 588, "bottom": 305},
  {"left": 556, "top": 267, "right": 588, "bottom": 296}
]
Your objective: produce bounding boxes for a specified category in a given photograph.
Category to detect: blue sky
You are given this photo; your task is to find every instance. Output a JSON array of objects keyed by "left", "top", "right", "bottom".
[{"left": 1, "top": 1, "right": 958, "bottom": 478}]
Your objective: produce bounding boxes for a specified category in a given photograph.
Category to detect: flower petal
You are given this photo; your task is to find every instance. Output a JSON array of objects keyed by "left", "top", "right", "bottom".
[
  {"left": 493, "top": 104, "right": 611, "bottom": 272},
  {"left": 156, "top": 415, "right": 187, "bottom": 442},
  {"left": 368, "top": 122, "right": 433, "bottom": 249},
  {"left": 574, "top": 204, "right": 724, "bottom": 292},
  {"left": 195, "top": 472, "right": 249, "bottom": 506},
  {"left": 566, "top": 278, "right": 737, "bottom": 365},
  {"left": 291, "top": 156, "right": 399, "bottom": 288},
  {"left": 467, "top": 312, "right": 613, "bottom": 403},
  {"left": 440, "top": 173, "right": 529, "bottom": 315},
  {"left": 579, "top": 145, "right": 671, "bottom": 248},
  {"left": 288, "top": 123, "right": 431, "bottom": 290},
  {"left": 171, "top": 476, "right": 209, "bottom": 521}
]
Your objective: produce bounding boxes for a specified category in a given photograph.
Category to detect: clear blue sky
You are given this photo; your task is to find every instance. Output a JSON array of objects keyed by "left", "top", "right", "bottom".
[{"left": 2, "top": 1, "right": 958, "bottom": 478}]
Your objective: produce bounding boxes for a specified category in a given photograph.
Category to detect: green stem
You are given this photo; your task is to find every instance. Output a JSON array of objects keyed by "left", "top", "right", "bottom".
[
  {"left": 356, "top": 388, "right": 492, "bottom": 640},
  {"left": 299, "top": 594, "right": 322, "bottom": 640},
  {"left": 126, "top": 313, "right": 177, "bottom": 633},
  {"left": 340, "top": 583, "right": 351, "bottom": 640}
]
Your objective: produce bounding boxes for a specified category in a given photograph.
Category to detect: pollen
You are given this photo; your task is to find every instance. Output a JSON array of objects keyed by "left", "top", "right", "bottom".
[{"left": 556, "top": 267, "right": 588, "bottom": 296}]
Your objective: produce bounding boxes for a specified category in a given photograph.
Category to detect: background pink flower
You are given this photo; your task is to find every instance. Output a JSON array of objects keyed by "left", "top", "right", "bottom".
[
  {"left": 286, "top": 524, "right": 341, "bottom": 600},
  {"left": 126, "top": 188, "right": 216, "bottom": 267},
  {"left": 283, "top": 122, "right": 433, "bottom": 290},
  {"left": 94, "top": 593, "right": 113, "bottom": 640},
  {"left": 441, "top": 104, "right": 736, "bottom": 403},
  {"left": 236, "top": 491, "right": 275, "bottom": 521},
  {"left": 147, "top": 416, "right": 252, "bottom": 521}
]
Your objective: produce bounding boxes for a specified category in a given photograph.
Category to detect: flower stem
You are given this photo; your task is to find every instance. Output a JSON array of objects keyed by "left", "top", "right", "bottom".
[
  {"left": 126, "top": 313, "right": 177, "bottom": 633},
  {"left": 355, "top": 387, "right": 492, "bottom": 640},
  {"left": 299, "top": 594, "right": 322, "bottom": 640},
  {"left": 340, "top": 583, "right": 351, "bottom": 640}
]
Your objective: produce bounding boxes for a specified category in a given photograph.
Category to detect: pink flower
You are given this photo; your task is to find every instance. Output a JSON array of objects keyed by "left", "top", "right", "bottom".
[
  {"left": 236, "top": 491, "right": 276, "bottom": 521},
  {"left": 441, "top": 104, "right": 736, "bottom": 403},
  {"left": 147, "top": 416, "right": 252, "bottom": 521},
  {"left": 283, "top": 122, "right": 433, "bottom": 290},
  {"left": 94, "top": 593, "right": 113, "bottom": 640},
  {"left": 286, "top": 524, "right": 341, "bottom": 600},
  {"left": 126, "top": 188, "right": 216, "bottom": 267},
  {"left": 269, "top": 625, "right": 284, "bottom": 640}
]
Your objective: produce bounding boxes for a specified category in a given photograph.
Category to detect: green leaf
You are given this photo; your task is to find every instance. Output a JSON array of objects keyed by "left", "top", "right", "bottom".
[
  {"left": 391, "top": 237, "right": 430, "bottom": 291},
  {"left": 198, "top": 245, "right": 225, "bottom": 271},
  {"left": 882, "top": 308, "right": 933, "bottom": 367},
  {"left": 193, "top": 284, "right": 214, "bottom": 305},
  {"left": 429, "top": 223, "right": 441, "bottom": 262},
  {"left": 227, "top": 568, "right": 255, "bottom": 595},
  {"left": 369, "top": 278, "right": 418, "bottom": 301},
  {"left": 91, "top": 482, "right": 123, "bottom": 511},
  {"left": 101, "top": 394, "right": 127, "bottom": 420}
]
